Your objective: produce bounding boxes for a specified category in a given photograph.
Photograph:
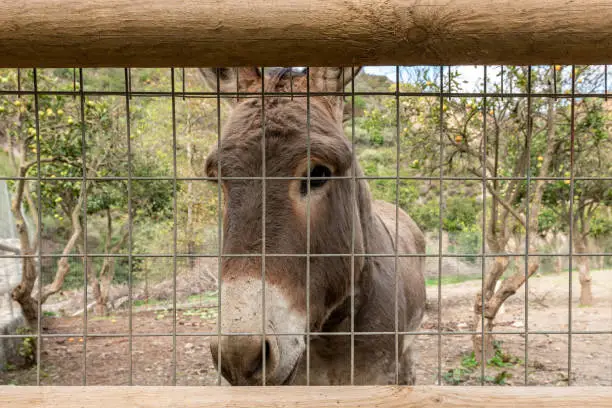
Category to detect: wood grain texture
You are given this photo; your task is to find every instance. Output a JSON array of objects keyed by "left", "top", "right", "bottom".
[
  {"left": 0, "top": 0, "right": 611, "bottom": 67},
  {"left": 1, "top": 386, "right": 612, "bottom": 407}
]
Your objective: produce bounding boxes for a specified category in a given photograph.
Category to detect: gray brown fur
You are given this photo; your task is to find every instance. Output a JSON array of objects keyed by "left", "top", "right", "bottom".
[{"left": 201, "top": 67, "right": 426, "bottom": 385}]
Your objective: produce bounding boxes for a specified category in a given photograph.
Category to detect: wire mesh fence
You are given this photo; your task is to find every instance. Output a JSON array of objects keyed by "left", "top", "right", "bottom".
[{"left": 0, "top": 66, "right": 610, "bottom": 387}]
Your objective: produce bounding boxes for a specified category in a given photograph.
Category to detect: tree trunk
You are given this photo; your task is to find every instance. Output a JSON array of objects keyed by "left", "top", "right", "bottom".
[
  {"left": 472, "top": 254, "right": 509, "bottom": 362},
  {"left": 472, "top": 318, "right": 496, "bottom": 362},
  {"left": 38, "top": 189, "right": 84, "bottom": 304},
  {"left": 578, "top": 261, "right": 593, "bottom": 306},
  {"left": 90, "top": 210, "right": 129, "bottom": 316},
  {"left": 574, "top": 235, "right": 592, "bottom": 306},
  {"left": 96, "top": 258, "right": 115, "bottom": 316},
  {"left": 10, "top": 166, "right": 39, "bottom": 326},
  {"left": 144, "top": 261, "right": 149, "bottom": 302},
  {"left": 82, "top": 250, "right": 103, "bottom": 315},
  {"left": 11, "top": 168, "right": 85, "bottom": 324},
  {"left": 555, "top": 256, "right": 563, "bottom": 274},
  {"left": 11, "top": 272, "right": 37, "bottom": 326},
  {"left": 187, "top": 141, "right": 195, "bottom": 268}
]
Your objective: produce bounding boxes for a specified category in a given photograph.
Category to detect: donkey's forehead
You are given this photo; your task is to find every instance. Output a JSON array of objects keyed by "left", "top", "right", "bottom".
[
  {"left": 214, "top": 97, "right": 351, "bottom": 174},
  {"left": 223, "top": 97, "right": 341, "bottom": 143}
]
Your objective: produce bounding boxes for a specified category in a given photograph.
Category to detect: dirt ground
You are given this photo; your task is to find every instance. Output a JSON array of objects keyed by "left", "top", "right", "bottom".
[{"left": 2, "top": 269, "right": 610, "bottom": 386}]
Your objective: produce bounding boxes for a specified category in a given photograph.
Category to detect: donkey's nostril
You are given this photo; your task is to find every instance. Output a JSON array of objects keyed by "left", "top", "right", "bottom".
[
  {"left": 247, "top": 338, "right": 272, "bottom": 379},
  {"left": 265, "top": 339, "right": 271, "bottom": 363},
  {"left": 247, "top": 350, "right": 263, "bottom": 379}
]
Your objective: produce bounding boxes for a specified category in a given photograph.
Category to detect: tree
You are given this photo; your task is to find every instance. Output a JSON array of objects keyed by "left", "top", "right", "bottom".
[
  {"left": 0, "top": 69, "right": 175, "bottom": 321},
  {"left": 81, "top": 94, "right": 174, "bottom": 315},
  {"left": 392, "top": 65, "right": 609, "bottom": 359},
  {"left": 541, "top": 95, "right": 612, "bottom": 305},
  {"left": 1, "top": 69, "right": 85, "bottom": 325}
]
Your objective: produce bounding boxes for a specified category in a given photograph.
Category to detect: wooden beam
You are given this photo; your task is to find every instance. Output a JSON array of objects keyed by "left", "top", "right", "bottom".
[
  {"left": 2, "top": 386, "right": 612, "bottom": 407},
  {"left": 1, "top": 0, "right": 611, "bottom": 67}
]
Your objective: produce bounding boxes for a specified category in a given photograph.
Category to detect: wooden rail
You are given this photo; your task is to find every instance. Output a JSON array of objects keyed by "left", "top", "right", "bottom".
[
  {"left": 1, "top": 0, "right": 612, "bottom": 67},
  {"left": 2, "top": 386, "right": 612, "bottom": 407},
  {"left": 1, "top": 1, "right": 611, "bottom": 406}
]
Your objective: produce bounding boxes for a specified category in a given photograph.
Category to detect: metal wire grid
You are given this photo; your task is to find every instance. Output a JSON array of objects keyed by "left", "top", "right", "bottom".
[{"left": 0, "top": 65, "right": 610, "bottom": 387}]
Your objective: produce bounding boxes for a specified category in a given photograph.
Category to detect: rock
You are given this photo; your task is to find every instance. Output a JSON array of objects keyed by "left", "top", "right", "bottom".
[{"left": 0, "top": 238, "right": 27, "bottom": 369}]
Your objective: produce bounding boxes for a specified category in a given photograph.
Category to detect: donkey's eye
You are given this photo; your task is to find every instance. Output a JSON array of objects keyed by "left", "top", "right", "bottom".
[{"left": 300, "top": 165, "right": 332, "bottom": 195}]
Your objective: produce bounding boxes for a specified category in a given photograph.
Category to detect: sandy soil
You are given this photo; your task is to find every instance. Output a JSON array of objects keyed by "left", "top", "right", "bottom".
[{"left": 1, "top": 270, "right": 610, "bottom": 386}]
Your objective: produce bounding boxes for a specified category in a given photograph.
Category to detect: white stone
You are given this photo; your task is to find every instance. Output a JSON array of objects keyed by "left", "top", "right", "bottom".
[{"left": 511, "top": 320, "right": 525, "bottom": 328}]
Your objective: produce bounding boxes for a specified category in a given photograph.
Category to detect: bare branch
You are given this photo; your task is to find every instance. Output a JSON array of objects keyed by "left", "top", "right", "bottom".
[
  {"left": 38, "top": 183, "right": 86, "bottom": 304},
  {"left": 484, "top": 178, "right": 527, "bottom": 228},
  {"left": 0, "top": 242, "right": 20, "bottom": 254}
]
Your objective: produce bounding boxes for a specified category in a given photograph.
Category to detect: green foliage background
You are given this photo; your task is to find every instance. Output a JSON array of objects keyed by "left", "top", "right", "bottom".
[{"left": 0, "top": 66, "right": 610, "bottom": 293}]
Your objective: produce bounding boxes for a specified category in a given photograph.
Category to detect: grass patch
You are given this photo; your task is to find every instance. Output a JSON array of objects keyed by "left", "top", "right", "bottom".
[
  {"left": 488, "top": 340, "right": 522, "bottom": 368},
  {"left": 426, "top": 267, "right": 608, "bottom": 288},
  {"left": 181, "top": 307, "right": 218, "bottom": 320},
  {"left": 186, "top": 291, "right": 218, "bottom": 303},
  {"left": 132, "top": 290, "right": 218, "bottom": 308},
  {"left": 442, "top": 367, "right": 473, "bottom": 385},
  {"left": 485, "top": 371, "right": 512, "bottom": 385},
  {"left": 442, "top": 341, "right": 521, "bottom": 386},
  {"left": 426, "top": 274, "right": 481, "bottom": 287}
]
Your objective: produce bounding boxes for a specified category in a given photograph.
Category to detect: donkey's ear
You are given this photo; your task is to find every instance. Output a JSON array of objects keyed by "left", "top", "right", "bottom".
[
  {"left": 198, "top": 67, "right": 261, "bottom": 94},
  {"left": 308, "top": 67, "right": 362, "bottom": 92},
  {"left": 342, "top": 102, "right": 355, "bottom": 124}
]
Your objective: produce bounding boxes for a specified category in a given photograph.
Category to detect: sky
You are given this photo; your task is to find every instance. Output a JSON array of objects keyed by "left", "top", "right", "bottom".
[{"left": 364, "top": 65, "right": 482, "bottom": 88}]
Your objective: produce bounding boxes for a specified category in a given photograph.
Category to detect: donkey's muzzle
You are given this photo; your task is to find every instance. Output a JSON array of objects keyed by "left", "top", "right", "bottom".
[
  {"left": 211, "top": 278, "right": 307, "bottom": 385},
  {"left": 210, "top": 335, "right": 280, "bottom": 385}
]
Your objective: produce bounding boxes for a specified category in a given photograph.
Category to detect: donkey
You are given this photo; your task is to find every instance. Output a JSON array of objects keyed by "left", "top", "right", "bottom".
[{"left": 199, "top": 67, "right": 426, "bottom": 386}]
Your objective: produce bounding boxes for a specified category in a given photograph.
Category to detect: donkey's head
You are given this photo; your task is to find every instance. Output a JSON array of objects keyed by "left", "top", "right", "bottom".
[{"left": 202, "top": 67, "right": 368, "bottom": 385}]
